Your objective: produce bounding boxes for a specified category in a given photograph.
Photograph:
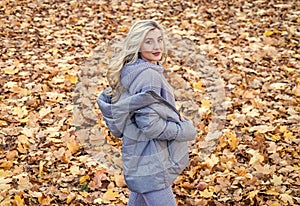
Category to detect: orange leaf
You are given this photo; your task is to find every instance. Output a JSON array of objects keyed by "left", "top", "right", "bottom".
[{"left": 67, "top": 139, "right": 80, "bottom": 154}]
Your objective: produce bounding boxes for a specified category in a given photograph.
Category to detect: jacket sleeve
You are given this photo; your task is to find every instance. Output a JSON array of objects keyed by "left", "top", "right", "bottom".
[
  {"left": 134, "top": 107, "right": 196, "bottom": 142},
  {"left": 134, "top": 107, "right": 179, "bottom": 141}
]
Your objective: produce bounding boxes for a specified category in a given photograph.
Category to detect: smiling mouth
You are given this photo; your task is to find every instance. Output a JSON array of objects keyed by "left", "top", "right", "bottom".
[{"left": 152, "top": 52, "right": 161, "bottom": 56}]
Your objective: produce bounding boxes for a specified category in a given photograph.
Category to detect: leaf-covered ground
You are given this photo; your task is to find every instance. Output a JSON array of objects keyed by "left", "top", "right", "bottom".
[{"left": 0, "top": 0, "right": 299, "bottom": 205}]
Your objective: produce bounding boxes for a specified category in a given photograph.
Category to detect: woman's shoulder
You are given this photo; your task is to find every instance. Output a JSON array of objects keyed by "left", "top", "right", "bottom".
[{"left": 122, "top": 59, "right": 164, "bottom": 87}]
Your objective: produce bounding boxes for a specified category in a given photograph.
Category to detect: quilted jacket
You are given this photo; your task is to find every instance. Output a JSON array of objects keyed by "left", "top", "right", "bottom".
[{"left": 97, "top": 59, "right": 196, "bottom": 193}]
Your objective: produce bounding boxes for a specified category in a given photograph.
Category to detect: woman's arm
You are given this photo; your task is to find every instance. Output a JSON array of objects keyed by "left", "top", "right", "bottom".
[
  {"left": 134, "top": 107, "right": 179, "bottom": 141},
  {"left": 134, "top": 106, "right": 196, "bottom": 142}
]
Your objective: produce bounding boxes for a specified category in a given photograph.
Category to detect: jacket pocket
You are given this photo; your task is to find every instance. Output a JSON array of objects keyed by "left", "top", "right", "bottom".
[{"left": 167, "top": 140, "right": 188, "bottom": 166}]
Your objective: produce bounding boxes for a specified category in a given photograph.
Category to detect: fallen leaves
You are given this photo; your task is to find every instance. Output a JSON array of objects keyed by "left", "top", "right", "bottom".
[{"left": 0, "top": 0, "right": 299, "bottom": 205}]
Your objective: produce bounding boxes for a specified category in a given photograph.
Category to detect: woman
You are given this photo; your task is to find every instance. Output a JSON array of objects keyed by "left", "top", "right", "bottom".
[{"left": 97, "top": 20, "right": 196, "bottom": 206}]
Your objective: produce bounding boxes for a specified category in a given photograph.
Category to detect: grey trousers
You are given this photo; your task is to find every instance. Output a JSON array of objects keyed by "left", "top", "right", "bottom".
[{"left": 127, "top": 186, "right": 177, "bottom": 206}]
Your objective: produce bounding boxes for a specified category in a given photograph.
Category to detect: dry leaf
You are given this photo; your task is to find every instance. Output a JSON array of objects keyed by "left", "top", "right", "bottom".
[{"left": 102, "top": 189, "right": 119, "bottom": 203}]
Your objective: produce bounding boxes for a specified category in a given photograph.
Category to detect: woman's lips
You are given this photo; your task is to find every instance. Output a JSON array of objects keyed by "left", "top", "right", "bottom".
[{"left": 152, "top": 52, "right": 161, "bottom": 56}]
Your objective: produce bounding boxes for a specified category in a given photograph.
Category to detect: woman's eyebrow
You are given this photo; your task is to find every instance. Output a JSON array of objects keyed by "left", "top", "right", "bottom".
[{"left": 145, "top": 36, "right": 162, "bottom": 40}]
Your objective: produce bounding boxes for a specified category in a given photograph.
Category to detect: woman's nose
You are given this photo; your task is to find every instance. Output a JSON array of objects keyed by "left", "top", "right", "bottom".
[{"left": 153, "top": 41, "right": 160, "bottom": 49}]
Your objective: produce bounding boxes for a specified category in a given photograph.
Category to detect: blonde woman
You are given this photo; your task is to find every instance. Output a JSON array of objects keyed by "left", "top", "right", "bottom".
[{"left": 97, "top": 20, "right": 196, "bottom": 206}]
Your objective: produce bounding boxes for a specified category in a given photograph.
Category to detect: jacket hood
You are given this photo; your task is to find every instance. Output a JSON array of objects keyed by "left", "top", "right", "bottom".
[
  {"left": 121, "top": 58, "right": 163, "bottom": 89},
  {"left": 97, "top": 89, "right": 161, "bottom": 137}
]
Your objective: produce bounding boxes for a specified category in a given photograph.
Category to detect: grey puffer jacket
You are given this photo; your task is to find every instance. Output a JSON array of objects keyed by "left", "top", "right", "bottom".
[{"left": 97, "top": 59, "right": 196, "bottom": 193}]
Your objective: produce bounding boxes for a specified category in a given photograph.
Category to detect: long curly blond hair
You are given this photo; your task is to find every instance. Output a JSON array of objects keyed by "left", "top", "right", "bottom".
[{"left": 107, "top": 20, "right": 168, "bottom": 102}]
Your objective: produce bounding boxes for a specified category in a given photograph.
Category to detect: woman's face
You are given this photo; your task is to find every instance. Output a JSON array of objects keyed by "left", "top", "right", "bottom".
[{"left": 140, "top": 28, "right": 163, "bottom": 64}]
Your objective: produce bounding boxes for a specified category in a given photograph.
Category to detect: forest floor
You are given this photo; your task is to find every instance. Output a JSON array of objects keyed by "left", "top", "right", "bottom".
[{"left": 0, "top": 0, "right": 299, "bottom": 205}]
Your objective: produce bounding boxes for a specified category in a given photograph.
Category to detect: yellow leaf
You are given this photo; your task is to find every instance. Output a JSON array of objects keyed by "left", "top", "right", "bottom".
[
  {"left": 283, "top": 131, "right": 295, "bottom": 139},
  {"left": 280, "top": 67, "right": 295, "bottom": 74},
  {"left": 65, "top": 74, "right": 78, "bottom": 84},
  {"left": 17, "top": 135, "right": 29, "bottom": 145},
  {"left": 38, "top": 195, "right": 52, "bottom": 205},
  {"left": 199, "top": 186, "right": 214, "bottom": 198},
  {"left": 264, "top": 29, "right": 280, "bottom": 36},
  {"left": 66, "top": 193, "right": 76, "bottom": 204},
  {"left": 39, "top": 161, "right": 45, "bottom": 177},
  {"left": 0, "top": 196, "right": 13, "bottom": 206},
  {"left": 247, "top": 190, "right": 259, "bottom": 201},
  {"left": 14, "top": 195, "right": 24, "bottom": 206},
  {"left": 225, "top": 131, "right": 239, "bottom": 150},
  {"left": 264, "top": 190, "right": 279, "bottom": 196},
  {"left": 5, "top": 9, "right": 11, "bottom": 15},
  {"left": 0, "top": 161, "right": 13, "bottom": 170},
  {"left": 201, "top": 99, "right": 211, "bottom": 108},
  {"left": 102, "top": 189, "right": 119, "bottom": 203},
  {"left": 279, "top": 126, "right": 288, "bottom": 133},
  {"left": 170, "top": 65, "right": 181, "bottom": 71},
  {"left": 247, "top": 149, "right": 264, "bottom": 165},
  {"left": 119, "top": 26, "right": 128, "bottom": 32},
  {"left": 271, "top": 174, "right": 282, "bottom": 186},
  {"left": 292, "top": 85, "right": 300, "bottom": 96},
  {"left": 70, "top": 165, "right": 80, "bottom": 175},
  {"left": 79, "top": 190, "right": 89, "bottom": 198},
  {"left": 265, "top": 133, "right": 281, "bottom": 141},
  {"left": 269, "top": 202, "right": 279, "bottom": 206},
  {"left": 67, "top": 139, "right": 80, "bottom": 154},
  {"left": 4, "top": 68, "right": 19, "bottom": 75},
  {"left": 203, "top": 154, "right": 219, "bottom": 168},
  {"left": 12, "top": 106, "right": 28, "bottom": 119},
  {"left": 73, "top": 25, "right": 82, "bottom": 30},
  {"left": 293, "top": 53, "right": 300, "bottom": 59},
  {"left": 80, "top": 175, "right": 90, "bottom": 184},
  {"left": 280, "top": 193, "right": 294, "bottom": 204},
  {"left": 0, "top": 120, "right": 8, "bottom": 126},
  {"left": 94, "top": 198, "right": 102, "bottom": 204},
  {"left": 193, "top": 81, "right": 203, "bottom": 90},
  {"left": 264, "top": 30, "right": 274, "bottom": 36},
  {"left": 206, "top": 33, "right": 218, "bottom": 38}
]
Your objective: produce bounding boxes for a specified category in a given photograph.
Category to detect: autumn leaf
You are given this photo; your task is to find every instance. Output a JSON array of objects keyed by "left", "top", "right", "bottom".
[
  {"left": 0, "top": 177, "right": 12, "bottom": 190},
  {"left": 247, "top": 149, "right": 264, "bottom": 165},
  {"left": 279, "top": 193, "right": 294, "bottom": 205},
  {"left": 225, "top": 131, "right": 239, "bottom": 150},
  {"left": 67, "top": 139, "right": 80, "bottom": 154},
  {"left": 14, "top": 195, "right": 24, "bottom": 206},
  {"left": 114, "top": 173, "right": 126, "bottom": 187},
  {"left": 65, "top": 74, "right": 78, "bottom": 84},
  {"left": 102, "top": 189, "right": 120, "bottom": 203},
  {"left": 4, "top": 68, "right": 19, "bottom": 75},
  {"left": 203, "top": 154, "right": 219, "bottom": 169},
  {"left": 193, "top": 81, "right": 204, "bottom": 90},
  {"left": 66, "top": 193, "right": 76, "bottom": 204},
  {"left": 271, "top": 174, "right": 282, "bottom": 186},
  {"left": 80, "top": 175, "right": 90, "bottom": 184},
  {"left": 199, "top": 186, "right": 214, "bottom": 198},
  {"left": 247, "top": 190, "right": 259, "bottom": 203}
]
